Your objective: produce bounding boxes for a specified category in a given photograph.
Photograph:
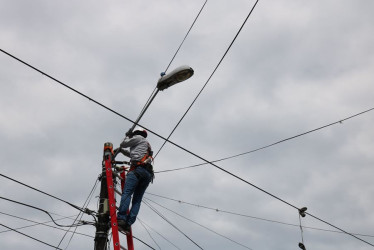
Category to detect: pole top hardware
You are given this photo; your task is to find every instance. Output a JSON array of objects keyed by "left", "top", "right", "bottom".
[
  {"left": 104, "top": 142, "right": 114, "bottom": 157},
  {"left": 104, "top": 142, "right": 113, "bottom": 150}
]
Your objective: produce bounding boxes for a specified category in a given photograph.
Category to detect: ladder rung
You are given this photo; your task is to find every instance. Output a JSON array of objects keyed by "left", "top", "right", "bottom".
[
  {"left": 119, "top": 230, "right": 130, "bottom": 236},
  {"left": 115, "top": 188, "right": 122, "bottom": 196},
  {"left": 113, "top": 171, "right": 124, "bottom": 180}
]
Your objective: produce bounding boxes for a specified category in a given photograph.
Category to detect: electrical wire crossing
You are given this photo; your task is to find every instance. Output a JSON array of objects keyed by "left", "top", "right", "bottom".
[
  {"left": 145, "top": 197, "right": 253, "bottom": 250},
  {"left": 153, "top": 0, "right": 260, "bottom": 159},
  {"left": 0, "top": 48, "right": 187, "bottom": 153},
  {"left": 132, "top": 235, "right": 157, "bottom": 250},
  {"left": 0, "top": 211, "right": 93, "bottom": 238},
  {"left": 57, "top": 177, "right": 99, "bottom": 249},
  {"left": 2, "top": 48, "right": 374, "bottom": 248},
  {"left": 138, "top": 219, "right": 162, "bottom": 250},
  {"left": 136, "top": 0, "right": 207, "bottom": 129},
  {"left": 138, "top": 218, "right": 182, "bottom": 250},
  {"left": 0, "top": 196, "right": 93, "bottom": 228},
  {"left": 2, "top": 2, "right": 371, "bottom": 249},
  {"left": 145, "top": 192, "right": 374, "bottom": 238},
  {"left": 155, "top": 106, "right": 374, "bottom": 173},
  {"left": 143, "top": 200, "right": 204, "bottom": 250},
  {"left": 163, "top": 0, "right": 208, "bottom": 73}
]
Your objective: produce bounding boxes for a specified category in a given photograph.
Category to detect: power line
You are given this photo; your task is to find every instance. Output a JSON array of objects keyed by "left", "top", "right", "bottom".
[
  {"left": 143, "top": 200, "right": 204, "bottom": 250},
  {"left": 138, "top": 219, "right": 162, "bottom": 250},
  {"left": 0, "top": 172, "right": 95, "bottom": 216},
  {"left": 133, "top": 0, "right": 207, "bottom": 130},
  {"left": 0, "top": 48, "right": 185, "bottom": 154},
  {"left": 304, "top": 212, "right": 374, "bottom": 246},
  {"left": 132, "top": 235, "right": 157, "bottom": 250},
  {"left": 138, "top": 218, "right": 182, "bottom": 250},
  {"left": 2, "top": 47, "right": 374, "bottom": 247},
  {"left": 164, "top": 0, "right": 208, "bottom": 73},
  {"left": 153, "top": 0, "right": 260, "bottom": 159},
  {"left": 146, "top": 192, "right": 299, "bottom": 225},
  {"left": 0, "top": 196, "right": 92, "bottom": 228},
  {"left": 145, "top": 192, "right": 374, "bottom": 238},
  {"left": 0, "top": 211, "right": 93, "bottom": 238},
  {"left": 2, "top": 1, "right": 371, "bottom": 248},
  {"left": 0, "top": 222, "right": 63, "bottom": 250},
  {"left": 145, "top": 197, "right": 253, "bottom": 250},
  {"left": 155, "top": 106, "right": 374, "bottom": 173},
  {"left": 57, "top": 177, "right": 99, "bottom": 248}
]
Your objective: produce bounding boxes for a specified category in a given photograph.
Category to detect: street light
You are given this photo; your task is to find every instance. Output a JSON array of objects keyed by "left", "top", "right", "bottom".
[
  {"left": 157, "top": 65, "right": 194, "bottom": 91},
  {"left": 129, "top": 65, "right": 194, "bottom": 132}
]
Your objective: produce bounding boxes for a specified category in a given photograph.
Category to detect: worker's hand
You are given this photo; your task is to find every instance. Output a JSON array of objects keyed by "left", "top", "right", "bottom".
[
  {"left": 113, "top": 148, "right": 120, "bottom": 155},
  {"left": 125, "top": 129, "right": 133, "bottom": 138}
]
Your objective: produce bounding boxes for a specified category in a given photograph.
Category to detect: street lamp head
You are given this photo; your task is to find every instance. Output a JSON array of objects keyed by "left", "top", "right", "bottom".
[
  {"left": 128, "top": 65, "right": 194, "bottom": 133},
  {"left": 157, "top": 65, "right": 194, "bottom": 91}
]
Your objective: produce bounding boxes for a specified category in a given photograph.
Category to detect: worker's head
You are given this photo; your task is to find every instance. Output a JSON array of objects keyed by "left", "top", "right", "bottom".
[{"left": 133, "top": 126, "right": 147, "bottom": 138}]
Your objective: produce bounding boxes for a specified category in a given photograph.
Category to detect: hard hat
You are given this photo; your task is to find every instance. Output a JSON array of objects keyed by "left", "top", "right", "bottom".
[{"left": 133, "top": 126, "right": 147, "bottom": 138}]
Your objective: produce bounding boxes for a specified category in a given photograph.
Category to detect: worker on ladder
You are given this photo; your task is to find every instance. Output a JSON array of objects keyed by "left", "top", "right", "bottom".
[{"left": 115, "top": 126, "right": 154, "bottom": 232}]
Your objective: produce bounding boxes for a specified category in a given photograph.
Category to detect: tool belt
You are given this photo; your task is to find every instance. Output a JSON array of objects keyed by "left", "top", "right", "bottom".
[{"left": 129, "top": 160, "right": 155, "bottom": 183}]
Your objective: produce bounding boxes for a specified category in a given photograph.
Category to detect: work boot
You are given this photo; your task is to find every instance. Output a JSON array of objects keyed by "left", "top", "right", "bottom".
[{"left": 117, "top": 220, "right": 131, "bottom": 233}]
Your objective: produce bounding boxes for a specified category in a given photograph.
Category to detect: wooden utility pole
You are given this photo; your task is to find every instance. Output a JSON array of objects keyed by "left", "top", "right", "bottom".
[{"left": 94, "top": 143, "right": 112, "bottom": 250}]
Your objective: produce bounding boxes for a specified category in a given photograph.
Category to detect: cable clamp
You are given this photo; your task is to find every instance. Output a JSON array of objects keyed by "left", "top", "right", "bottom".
[
  {"left": 84, "top": 208, "right": 95, "bottom": 215},
  {"left": 299, "top": 207, "right": 307, "bottom": 217},
  {"left": 298, "top": 242, "right": 306, "bottom": 250}
]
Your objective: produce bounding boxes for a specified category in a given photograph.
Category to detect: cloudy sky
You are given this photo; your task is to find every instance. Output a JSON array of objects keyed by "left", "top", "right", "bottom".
[{"left": 1, "top": 0, "right": 374, "bottom": 249}]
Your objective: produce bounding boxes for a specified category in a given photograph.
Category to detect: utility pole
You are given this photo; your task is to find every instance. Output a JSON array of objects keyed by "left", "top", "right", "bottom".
[{"left": 94, "top": 143, "right": 112, "bottom": 250}]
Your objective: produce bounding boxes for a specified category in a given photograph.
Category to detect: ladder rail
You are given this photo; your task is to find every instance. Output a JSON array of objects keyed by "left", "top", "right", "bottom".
[
  {"left": 104, "top": 156, "right": 121, "bottom": 250},
  {"left": 121, "top": 170, "right": 135, "bottom": 250}
]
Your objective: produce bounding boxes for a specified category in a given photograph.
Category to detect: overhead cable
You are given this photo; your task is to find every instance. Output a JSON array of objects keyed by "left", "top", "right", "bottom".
[
  {"left": 0, "top": 223, "right": 63, "bottom": 250},
  {"left": 145, "top": 197, "right": 253, "bottom": 250},
  {"left": 143, "top": 200, "right": 204, "bottom": 250},
  {"left": 155, "top": 106, "right": 374, "bottom": 173},
  {"left": 57, "top": 177, "right": 99, "bottom": 248},
  {"left": 145, "top": 192, "right": 301, "bottom": 226},
  {"left": 0, "top": 211, "right": 93, "bottom": 238},
  {"left": 136, "top": 0, "right": 207, "bottom": 128},
  {"left": 0, "top": 48, "right": 174, "bottom": 148},
  {"left": 154, "top": 0, "right": 260, "bottom": 158},
  {"left": 0, "top": 196, "right": 91, "bottom": 228},
  {"left": 164, "top": 0, "right": 208, "bottom": 73},
  {"left": 1, "top": 48, "right": 373, "bottom": 247},
  {"left": 0, "top": 172, "right": 95, "bottom": 216},
  {"left": 146, "top": 192, "right": 374, "bottom": 238},
  {"left": 138, "top": 219, "right": 162, "bottom": 250},
  {"left": 132, "top": 235, "right": 157, "bottom": 250},
  {"left": 138, "top": 218, "right": 182, "bottom": 250}
]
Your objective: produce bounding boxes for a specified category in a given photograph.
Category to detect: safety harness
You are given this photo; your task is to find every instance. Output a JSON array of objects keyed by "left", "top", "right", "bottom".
[{"left": 129, "top": 142, "right": 154, "bottom": 182}]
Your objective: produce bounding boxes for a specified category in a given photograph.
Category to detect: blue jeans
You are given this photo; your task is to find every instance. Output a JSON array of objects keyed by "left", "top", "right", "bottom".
[{"left": 117, "top": 166, "right": 151, "bottom": 225}]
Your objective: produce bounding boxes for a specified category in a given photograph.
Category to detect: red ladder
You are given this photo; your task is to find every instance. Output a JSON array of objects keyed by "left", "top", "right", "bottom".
[{"left": 104, "top": 147, "right": 134, "bottom": 250}]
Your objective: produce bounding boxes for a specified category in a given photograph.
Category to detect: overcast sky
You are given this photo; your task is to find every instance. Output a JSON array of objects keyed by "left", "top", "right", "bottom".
[{"left": 1, "top": 0, "right": 374, "bottom": 249}]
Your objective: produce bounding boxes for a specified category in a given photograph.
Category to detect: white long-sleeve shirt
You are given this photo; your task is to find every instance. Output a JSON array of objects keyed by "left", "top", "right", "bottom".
[{"left": 120, "top": 135, "right": 151, "bottom": 162}]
